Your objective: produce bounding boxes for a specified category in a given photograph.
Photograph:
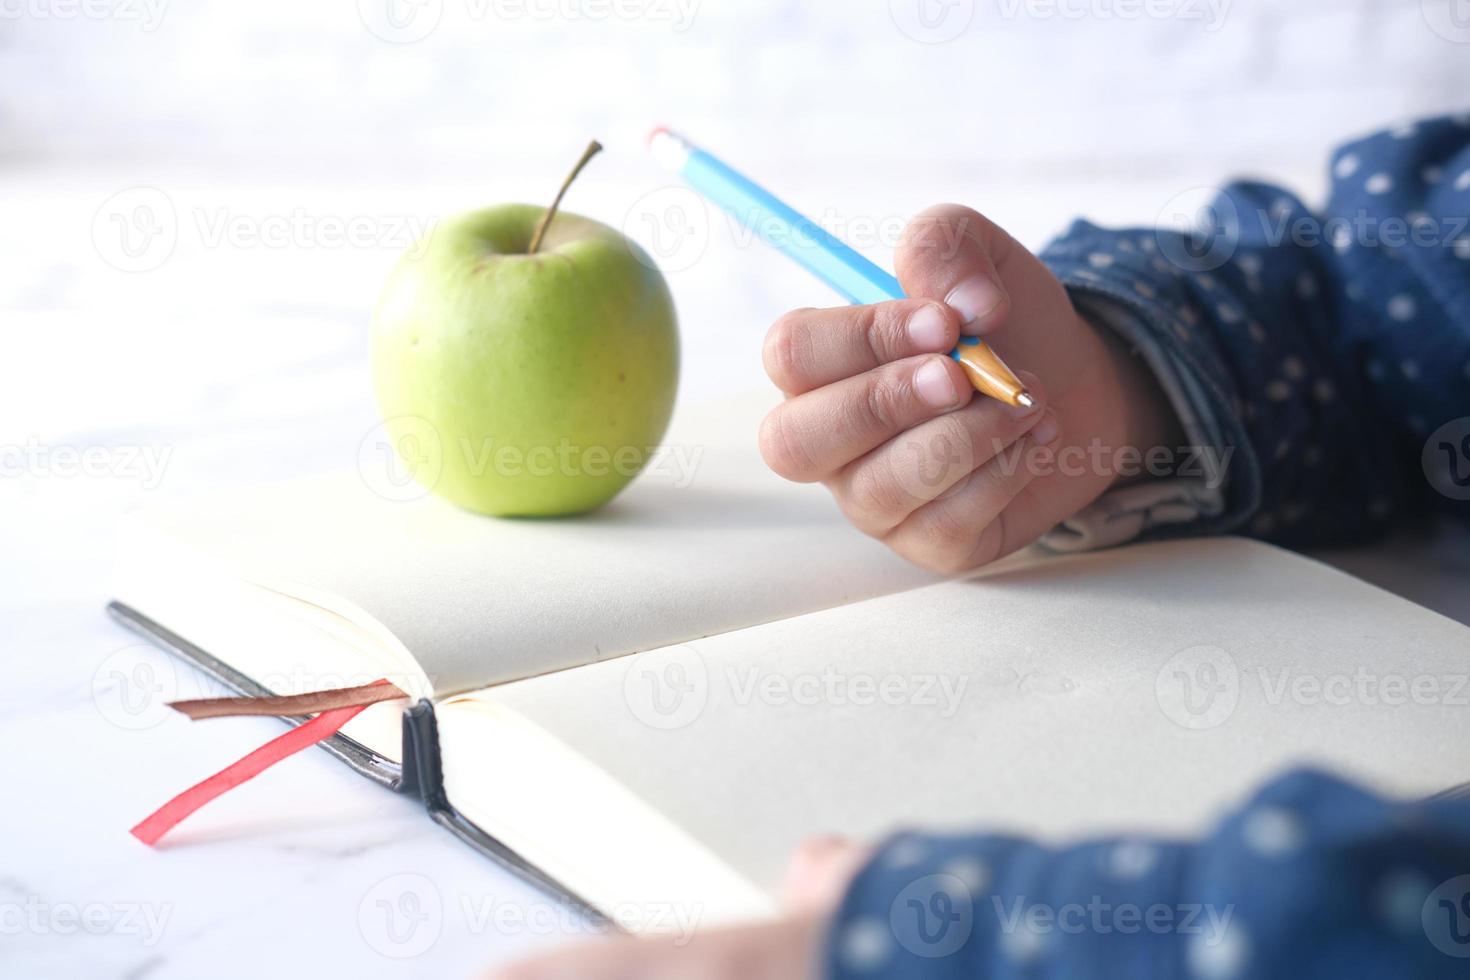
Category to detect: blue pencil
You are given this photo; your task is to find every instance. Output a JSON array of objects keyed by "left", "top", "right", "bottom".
[{"left": 648, "top": 127, "right": 1032, "bottom": 408}]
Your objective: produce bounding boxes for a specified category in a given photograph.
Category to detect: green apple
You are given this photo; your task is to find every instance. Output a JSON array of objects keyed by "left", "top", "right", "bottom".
[{"left": 371, "top": 147, "right": 678, "bottom": 516}]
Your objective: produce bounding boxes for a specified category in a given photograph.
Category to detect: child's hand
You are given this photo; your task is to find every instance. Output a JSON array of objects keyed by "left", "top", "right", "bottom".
[
  {"left": 758, "top": 205, "right": 1178, "bottom": 573},
  {"left": 487, "top": 836, "right": 866, "bottom": 980}
]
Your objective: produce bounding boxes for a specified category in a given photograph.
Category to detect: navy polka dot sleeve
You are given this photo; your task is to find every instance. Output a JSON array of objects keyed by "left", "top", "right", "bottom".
[
  {"left": 1036, "top": 114, "right": 1470, "bottom": 549},
  {"left": 825, "top": 769, "right": 1470, "bottom": 979}
]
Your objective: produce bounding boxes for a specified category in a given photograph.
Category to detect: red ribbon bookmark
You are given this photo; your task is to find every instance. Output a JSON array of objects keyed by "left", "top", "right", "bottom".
[{"left": 131, "top": 699, "right": 374, "bottom": 846}]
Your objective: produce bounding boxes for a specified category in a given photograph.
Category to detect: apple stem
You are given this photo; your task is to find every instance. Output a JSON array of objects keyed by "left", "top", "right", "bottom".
[{"left": 527, "top": 139, "right": 604, "bottom": 255}]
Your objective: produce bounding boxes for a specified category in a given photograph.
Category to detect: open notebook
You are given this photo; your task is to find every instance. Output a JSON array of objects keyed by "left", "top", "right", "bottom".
[{"left": 111, "top": 396, "right": 1470, "bottom": 931}]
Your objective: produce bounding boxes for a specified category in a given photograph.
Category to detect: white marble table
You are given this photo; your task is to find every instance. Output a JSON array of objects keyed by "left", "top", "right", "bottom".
[{"left": 5, "top": 161, "right": 1469, "bottom": 979}]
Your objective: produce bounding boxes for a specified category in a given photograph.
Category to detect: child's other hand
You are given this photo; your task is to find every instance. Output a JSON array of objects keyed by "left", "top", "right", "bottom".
[
  {"left": 758, "top": 205, "right": 1177, "bottom": 573},
  {"left": 486, "top": 836, "right": 866, "bottom": 980}
]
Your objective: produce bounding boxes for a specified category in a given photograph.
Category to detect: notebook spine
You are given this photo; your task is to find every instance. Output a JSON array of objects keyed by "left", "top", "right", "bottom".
[{"left": 396, "top": 699, "right": 450, "bottom": 809}]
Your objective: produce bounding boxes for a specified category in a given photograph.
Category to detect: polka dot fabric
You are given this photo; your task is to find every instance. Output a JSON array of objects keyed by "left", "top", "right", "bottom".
[
  {"left": 824, "top": 770, "right": 1470, "bottom": 979},
  {"left": 1037, "top": 114, "right": 1470, "bottom": 548}
]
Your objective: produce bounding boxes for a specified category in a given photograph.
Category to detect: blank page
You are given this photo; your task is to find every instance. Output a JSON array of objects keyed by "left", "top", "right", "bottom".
[
  {"left": 474, "top": 537, "right": 1470, "bottom": 910},
  {"left": 117, "top": 391, "right": 937, "bottom": 696}
]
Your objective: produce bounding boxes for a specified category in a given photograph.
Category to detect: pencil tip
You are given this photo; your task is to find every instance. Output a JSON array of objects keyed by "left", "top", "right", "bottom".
[{"left": 1015, "top": 391, "right": 1036, "bottom": 409}]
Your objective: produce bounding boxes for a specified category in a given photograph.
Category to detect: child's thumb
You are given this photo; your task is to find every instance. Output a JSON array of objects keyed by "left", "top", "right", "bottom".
[{"left": 897, "top": 203, "right": 1019, "bottom": 336}]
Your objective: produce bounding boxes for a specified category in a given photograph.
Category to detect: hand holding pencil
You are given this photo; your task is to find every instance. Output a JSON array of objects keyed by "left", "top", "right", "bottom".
[
  {"left": 759, "top": 203, "right": 1183, "bottom": 573},
  {"left": 651, "top": 131, "right": 1182, "bottom": 573}
]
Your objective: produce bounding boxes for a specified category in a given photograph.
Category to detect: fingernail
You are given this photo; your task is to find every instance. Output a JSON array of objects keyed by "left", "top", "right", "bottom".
[
  {"left": 914, "top": 358, "right": 961, "bottom": 410},
  {"left": 1010, "top": 392, "right": 1044, "bottom": 418},
  {"left": 906, "top": 304, "right": 951, "bottom": 350},
  {"left": 945, "top": 276, "right": 1007, "bottom": 333},
  {"left": 1029, "top": 409, "right": 1060, "bottom": 446}
]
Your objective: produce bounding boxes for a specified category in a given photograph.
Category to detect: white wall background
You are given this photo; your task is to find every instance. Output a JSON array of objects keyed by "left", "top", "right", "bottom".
[{"left": 4, "top": 0, "right": 1470, "bottom": 179}]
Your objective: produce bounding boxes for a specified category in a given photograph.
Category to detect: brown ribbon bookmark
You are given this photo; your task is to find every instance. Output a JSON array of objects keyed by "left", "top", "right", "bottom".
[{"left": 168, "top": 680, "right": 408, "bottom": 720}]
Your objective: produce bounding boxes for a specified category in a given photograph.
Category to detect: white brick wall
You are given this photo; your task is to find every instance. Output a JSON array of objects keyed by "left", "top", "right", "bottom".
[{"left": 3, "top": 0, "right": 1467, "bottom": 183}]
